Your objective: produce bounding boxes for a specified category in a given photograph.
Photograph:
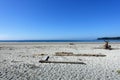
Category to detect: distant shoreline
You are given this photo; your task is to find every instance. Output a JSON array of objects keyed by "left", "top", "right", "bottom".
[
  {"left": 98, "top": 37, "right": 120, "bottom": 40},
  {"left": 0, "top": 40, "right": 120, "bottom": 42},
  {"left": 0, "top": 42, "right": 120, "bottom": 45}
]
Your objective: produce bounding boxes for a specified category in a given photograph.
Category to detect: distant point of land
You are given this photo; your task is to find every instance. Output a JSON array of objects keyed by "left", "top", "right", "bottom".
[{"left": 97, "top": 37, "right": 120, "bottom": 40}]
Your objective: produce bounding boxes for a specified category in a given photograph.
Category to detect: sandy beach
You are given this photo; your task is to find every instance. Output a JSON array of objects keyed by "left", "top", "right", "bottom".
[{"left": 0, "top": 42, "right": 120, "bottom": 80}]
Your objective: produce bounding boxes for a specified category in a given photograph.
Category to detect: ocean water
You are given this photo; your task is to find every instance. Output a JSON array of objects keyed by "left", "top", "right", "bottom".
[{"left": 0, "top": 40, "right": 120, "bottom": 42}]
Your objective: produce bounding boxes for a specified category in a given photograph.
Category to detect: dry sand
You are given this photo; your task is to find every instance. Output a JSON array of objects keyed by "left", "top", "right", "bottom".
[{"left": 0, "top": 42, "right": 120, "bottom": 80}]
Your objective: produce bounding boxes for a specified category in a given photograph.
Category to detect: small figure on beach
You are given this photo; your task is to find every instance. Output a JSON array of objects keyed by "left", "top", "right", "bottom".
[{"left": 104, "top": 40, "right": 112, "bottom": 50}]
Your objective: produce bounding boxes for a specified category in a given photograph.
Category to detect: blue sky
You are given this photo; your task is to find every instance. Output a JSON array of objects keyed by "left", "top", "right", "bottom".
[{"left": 0, "top": 0, "right": 120, "bottom": 40}]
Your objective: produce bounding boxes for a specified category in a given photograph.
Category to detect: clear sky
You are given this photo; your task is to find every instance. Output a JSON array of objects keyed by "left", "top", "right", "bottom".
[{"left": 0, "top": 0, "right": 120, "bottom": 40}]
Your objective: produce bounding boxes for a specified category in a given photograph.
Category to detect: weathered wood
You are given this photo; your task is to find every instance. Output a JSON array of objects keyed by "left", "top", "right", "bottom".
[
  {"left": 74, "top": 54, "right": 106, "bottom": 57},
  {"left": 94, "top": 47, "right": 119, "bottom": 50},
  {"left": 55, "top": 52, "right": 73, "bottom": 56},
  {"left": 104, "top": 41, "right": 112, "bottom": 50},
  {"left": 69, "top": 43, "right": 74, "bottom": 45},
  {"left": 39, "top": 60, "right": 86, "bottom": 64},
  {"left": 55, "top": 52, "right": 106, "bottom": 57}
]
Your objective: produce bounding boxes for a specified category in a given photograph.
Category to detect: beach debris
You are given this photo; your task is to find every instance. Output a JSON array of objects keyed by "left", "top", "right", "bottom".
[
  {"left": 39, "top": 56, "right": 85, "bottom": 64},
  {"left": 75, "top": 53, "right": 106, "bottom": 57},
  {"left": 0, "top": 47, "right": 3, "bottom": 50},
  {"left": 55, "top": 52, "right": 74, "bottom": 56},
  {"left": 55, "top": 52, "right": 106, "bottom": 57},
  {"left": 78, "top": 59, "right": 82, "bottom": 61},
  {"left": 117, "top": 70, "right": 120, "bottom": 74},
  {"left": 104, "top": 40, "right": 112, "bottom": 50},
  {"left": 45, "top": 56, "right": 49, "bottom": 61},
  {"left": 0, "top": 47, "right": 14, "bottom": 50},
  {"left": 32, "top": 53, "right": 46, "bottom": 57},
  {"left": 69, "top": 43, "right": 74, "bottom": 45},
  {"left": 39, "top": 60, "right": 86, "bottom": 64}
]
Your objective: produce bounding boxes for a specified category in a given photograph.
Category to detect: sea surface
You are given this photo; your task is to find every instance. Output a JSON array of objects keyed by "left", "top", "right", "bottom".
[{"left": 0, "top": 40, "right": 120, "bottom": 42}]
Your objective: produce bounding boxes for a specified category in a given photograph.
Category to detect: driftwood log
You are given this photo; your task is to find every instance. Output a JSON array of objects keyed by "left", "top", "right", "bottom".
[
  {"left": 55, "top": 52, "right": 106, "bottom": 57},
  {"left": 55, "top": 52, "right": 74, "bottom": 56},
  {"left": 104, "top": 41, "right": 112, "bottom": 50},
  {"left": 69, "top": 43, "right": 74, "bottom": 45},
  {"left": 39, "top": 56, "right": 86, "bottom": 64},
  {"left": 39, "top": 60, "right": 86, "bottom": 64}
]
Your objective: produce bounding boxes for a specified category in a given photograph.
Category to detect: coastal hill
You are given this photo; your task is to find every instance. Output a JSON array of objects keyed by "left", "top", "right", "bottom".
[{"left": 97, "top": 37, "right": 120, "bottom": 40}]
